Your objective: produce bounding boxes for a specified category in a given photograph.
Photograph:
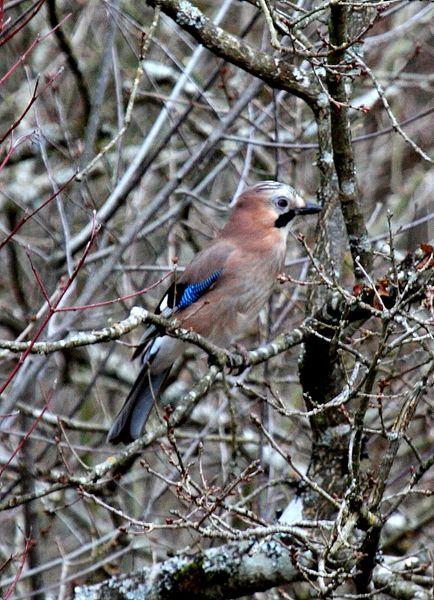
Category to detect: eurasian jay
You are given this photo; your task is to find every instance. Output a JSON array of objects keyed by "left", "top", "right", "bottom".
[{"left": 107, "top": 181, "right": 321, "bottom": 444}]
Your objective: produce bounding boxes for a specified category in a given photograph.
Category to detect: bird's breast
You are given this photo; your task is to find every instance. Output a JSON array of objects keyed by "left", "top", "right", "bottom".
[{"left": 177, "top": 233, "right": 287, "bottom": 345}]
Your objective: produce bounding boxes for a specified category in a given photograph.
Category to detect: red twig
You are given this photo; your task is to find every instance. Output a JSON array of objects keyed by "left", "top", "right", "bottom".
[
  {"left": 55, "top": 270, "right": 174, "bottom": 312},
  {"left": 0, "top": 137, "right": 16, "bottom": 173},
  {"left": 0, "top": 0, "right": 46, "bottom": 48},
  {"left": 0, "top": 391, "right": 52, "bottom": 477},
  {"left": 0, "top": 213, "right": 99, "bottom": 395},
  {"left": 0, "top": 14, "right": 71, "bottom": 86},
  {"left": 26, "top": 250, "right": 52, "bottom": 306},
  {"left": 3, "top": 537, "right": 35, "bottom": 600},
  {"left": 0, "top": 1, "right": 4, "bottom": 33},
  {"left": 0, "top": 173, "right": 75, "bottom": 251},
  {"left": 0, "top": 68, "right": 63, "bottom": 145}
]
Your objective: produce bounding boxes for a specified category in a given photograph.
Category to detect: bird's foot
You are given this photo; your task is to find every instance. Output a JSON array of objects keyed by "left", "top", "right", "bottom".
[{"left": 228, "top": 342, "right": 250, "bottom": 374}]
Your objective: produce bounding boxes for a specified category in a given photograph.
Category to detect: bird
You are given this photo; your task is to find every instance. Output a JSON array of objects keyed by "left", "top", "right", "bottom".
[{"left": 107, "top": 181, "right": 321, "bottom": 444}]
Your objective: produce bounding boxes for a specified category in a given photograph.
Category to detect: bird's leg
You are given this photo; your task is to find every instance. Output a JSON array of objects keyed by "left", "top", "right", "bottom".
[
  {"left": 204, "top": 342, "right": 247, "bottom": 374},
  {"left": 228, "top": 341, "right": 250, "bottom": 375}
]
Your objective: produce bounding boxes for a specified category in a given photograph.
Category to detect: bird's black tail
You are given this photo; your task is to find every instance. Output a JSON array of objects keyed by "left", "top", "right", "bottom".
[{"left": 107, "top": 365, "right": 171, "bottom": 445}]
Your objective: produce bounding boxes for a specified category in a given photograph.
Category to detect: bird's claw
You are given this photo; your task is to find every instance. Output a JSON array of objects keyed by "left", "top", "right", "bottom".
[{"left": 227, "top": 343, "right": 249, "bottom": 375}]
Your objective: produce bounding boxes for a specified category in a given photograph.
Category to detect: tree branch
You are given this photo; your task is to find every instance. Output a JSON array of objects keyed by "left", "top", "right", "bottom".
[
  {"left": 145, "top": 0, "right": 318, "bottom": 106},
  {"left": 74, "top": 539, "right": 305, "bottom": 599},
  {"left": 326, "top": 2, "right": 372, "bottom": 277},
  {"left": 73, "top": 539, "right": 431, "bottom": 600}
]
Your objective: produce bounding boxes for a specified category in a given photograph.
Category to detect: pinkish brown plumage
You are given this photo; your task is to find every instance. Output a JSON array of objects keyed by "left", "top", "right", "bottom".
[{"left": 107, "top": 181, "right": 321, "bottom": 444}]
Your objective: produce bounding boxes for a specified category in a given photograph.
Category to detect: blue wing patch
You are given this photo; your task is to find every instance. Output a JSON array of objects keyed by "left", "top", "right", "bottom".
[{"left": 176, "top": 270, "right": 221, "bottom": 309}]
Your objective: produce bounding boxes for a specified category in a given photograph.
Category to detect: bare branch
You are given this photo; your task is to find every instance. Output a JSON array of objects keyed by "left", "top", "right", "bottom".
[{"left": 145, "top": 0, "right": 318, "bottom": 105}]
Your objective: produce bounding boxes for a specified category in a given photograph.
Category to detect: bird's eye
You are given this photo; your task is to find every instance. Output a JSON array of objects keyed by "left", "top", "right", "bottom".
[{"left": 276, "top": 197, "right": 288, "bottom": 209}]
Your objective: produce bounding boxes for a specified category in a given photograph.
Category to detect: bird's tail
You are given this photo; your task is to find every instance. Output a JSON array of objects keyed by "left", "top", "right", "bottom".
[{"left": 107, "top": 365, "right": 171, "bottom": 445}]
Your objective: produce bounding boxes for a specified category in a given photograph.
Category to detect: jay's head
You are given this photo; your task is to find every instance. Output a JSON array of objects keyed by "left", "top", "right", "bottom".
[{"left": 233, "top": 181, "right": 321, "bottom": 229}]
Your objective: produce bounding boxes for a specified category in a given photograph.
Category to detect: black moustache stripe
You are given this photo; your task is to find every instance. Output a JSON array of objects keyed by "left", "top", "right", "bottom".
[{"left": 274, "top": 210, "right": 295, "bottom": 228}]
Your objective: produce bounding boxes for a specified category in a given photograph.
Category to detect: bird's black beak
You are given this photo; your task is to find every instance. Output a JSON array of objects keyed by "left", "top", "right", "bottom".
[
  {"left": 274, "top": 201, "right": 321, "bottom": 228},
  {"left": 295, "top": 201, "right": 322, "bottom": 215}
]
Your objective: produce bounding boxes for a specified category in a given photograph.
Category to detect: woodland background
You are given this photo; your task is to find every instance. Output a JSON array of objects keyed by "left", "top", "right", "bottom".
[{"left": 0, "top": 1, "right": 433, "bottom": 598}]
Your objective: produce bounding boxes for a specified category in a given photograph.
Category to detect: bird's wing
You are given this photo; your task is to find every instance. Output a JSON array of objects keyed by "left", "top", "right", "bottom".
[{"left": 131, "top": 239, "right": 235, "bottom": 361}]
